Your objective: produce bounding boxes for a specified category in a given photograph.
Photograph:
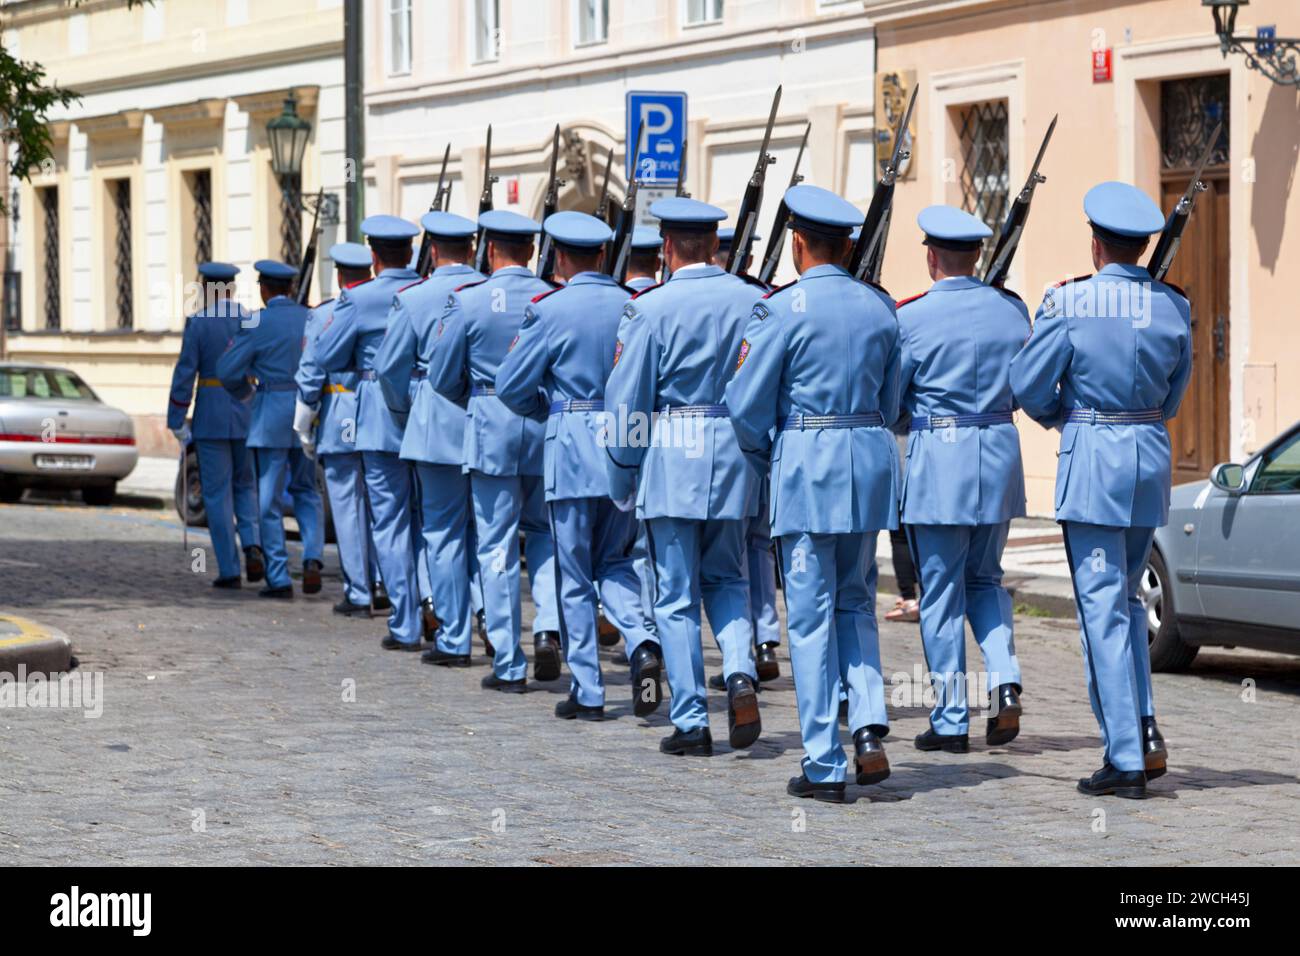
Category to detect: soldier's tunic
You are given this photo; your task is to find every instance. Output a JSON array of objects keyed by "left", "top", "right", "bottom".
[
  {"left": 424, "top": 265, "right": 560, "bottom": 681},
  {"left": 216, "top": 295, "right": 324, "bottom": 589},
  {"left": 604, "top": 263, "right": 762, "bottom": 733},
  {"left": 312, "top": 265, "right": 425, "bottom": 644},
  {"left": 167, "top": 299, "right": 259, "bottom": 580},
  {"left": 496, "top": 271, "right": 659, "bottom": 706},
  {"left": 725, "top": 263, "right": 901, "bottom": 783},
  {"left": 374, "top": 261, "right": 485, "bottom": 656},
  {"left": 1010, "top": 263, "right": 1192, "bottom": 772},
  {"left": 297, "top": 295, "right": 376, "bottom": 607},
  {"left": 898, "top": 276, "right": 1029, "bottom": 736}
]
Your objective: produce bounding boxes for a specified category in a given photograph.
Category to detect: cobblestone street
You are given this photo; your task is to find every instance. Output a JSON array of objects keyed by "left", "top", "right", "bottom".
[{"left": 2, "top": 498, "right": 1298, "bottom": 866}]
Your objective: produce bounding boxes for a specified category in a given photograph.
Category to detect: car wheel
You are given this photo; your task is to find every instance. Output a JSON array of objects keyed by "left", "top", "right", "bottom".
[
  {"left": 1143, "top": 548, "right": 1198, "bottom": 672},
  {"left": 82, "top": 483, "right": 117, "bottom": 507},
  {"left": 173, "top": 446, "right": 207, "bottom": 527},
  {"left": 0, "top": 478, "right": 23, "bottom": 504}
]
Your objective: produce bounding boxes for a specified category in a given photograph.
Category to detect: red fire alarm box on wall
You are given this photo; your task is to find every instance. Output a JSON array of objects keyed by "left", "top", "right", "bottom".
[{"left": 1093, "top": 48, "right": 1113, "bottom": 83}]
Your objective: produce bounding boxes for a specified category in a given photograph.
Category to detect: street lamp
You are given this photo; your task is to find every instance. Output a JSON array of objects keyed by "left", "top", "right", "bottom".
[
  {"left": 1204, "top": 1, "right": 1300, "bottom": 87},
  {"left": 266, "top": 90, "right": 312, "bottom": 263}
]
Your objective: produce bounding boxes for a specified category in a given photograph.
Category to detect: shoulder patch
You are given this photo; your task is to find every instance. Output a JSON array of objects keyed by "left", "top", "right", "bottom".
[
  {"left": 750, "top": 302, "right": 771, "bottom": 323},
  {"left": 612, "top": 340, "right": 624, "bottom": 367},
  {"left": 735, "top": 339, "right": 751, "bottom": 370},
  {"left": 454, "top": 279, "right": 489, "bottom": 293},
  {"left": 507, "top": 333, "right": 520, "bottom": 352},
  {"left": 530, "top": 286, "right": 563, "bottom": 304},
  {"left": 896, "top": 291, "right": 928, "bottom": 309},
  {"left": 631, "top": 282, "right": 664, "bottom": 300},
  {"left": 761, "top": 280, "right": 796, "bottom": 300}
]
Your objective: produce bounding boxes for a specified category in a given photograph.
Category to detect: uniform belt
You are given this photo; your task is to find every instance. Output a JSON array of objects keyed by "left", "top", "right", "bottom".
[
  {"left": 910, "top": 411, "right": 1014, "bottom": 431},
  {"left": 324, "top": 384, "right": 353, "bottom": 395},
  {"left": 197, "top": 377, "right": 224, "bottom": 388},
  {"left": 471, "top": 385, "right": 497, "bottom": 397},
  {"left": 655, "top": 403, "right": 729, "bottom": 418},
  {"left": 781, "top": 412, "right": 884, "bottom": 430},
  {"left": 255, "top": 380, "right": 297, "bottom": 393},
  {"left": 550, "top": 399, "right": 604, "bottom": 415},
  {"left": 1065, "top": 407, "right": 1164, "bottom": 425}
]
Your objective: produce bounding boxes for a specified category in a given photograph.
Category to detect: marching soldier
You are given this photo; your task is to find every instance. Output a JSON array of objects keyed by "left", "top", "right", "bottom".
[
  {"left": 496, "top": 211, "right": 663, "bottom": 720},
  {"left": 897, "top": 206, "right": 1029, "bottom": 754},
  {"left": 312, "top": 216, "right": 425, "bottom": 649},
  {"left": 1010, "top": 181, "right": 1191, "bottom": 799},
  {"left": 294, "top": 242, "right": 377, "bottom": 617},
  {"left": 373, "top": 211, "right": 484, "bottom": 666},
  {"left": 604, "top": 196, "right": 763, "bottom": 757},
  {"left": 424, "top": 209, "right": 561, "bottom": 693},
  {"left": 216, "top": 260, "right": 325, "bottom": 598},
  {"left": 725, "top": 185, "right": 899, "bottom": 802},
  {"left": 167, "top": 262, "right": 263, "bottom": 588},
  {"left": 715, "top": 227, "right": 759, "bottom": 275},
  {"left": 624, "top": 227, "right": 663, "bottom": 292}
]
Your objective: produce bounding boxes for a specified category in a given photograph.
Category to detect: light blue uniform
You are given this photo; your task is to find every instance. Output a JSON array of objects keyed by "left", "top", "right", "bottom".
[
  {"left": 375, "top": 260, "right": 484, "bottom": 656},
  {"left": 622, "top": 273, "right": 661, "bottom": 635},
  {"left": 167, "top": 297, "right": 259, "bottom": 581},
  {"left": 297, "top": 295, "right": 375, "bottom": 607},
  {"left": 1011, "top": 262, "right": 1192, "bottom": 772},
  {"left": 604, "top": 262, "right": 762, "bottom": 733},
  {"left": 898, "top": 275, "right": 1029, "bottom": 736},
  {"left": 216, "top": 294, "right": 324, "bottom": 590},
  {"left": 725, "top": 263, "right": 901, "bottom": 783},
  {"left": 424, "top": 265, "right": 559, "bottom": 681},
  {"left": 313, "top": 264, "right": 425, "bottom": 644},
  {"left": 496, "top": 270, "right": 659, "bottom": 706}
]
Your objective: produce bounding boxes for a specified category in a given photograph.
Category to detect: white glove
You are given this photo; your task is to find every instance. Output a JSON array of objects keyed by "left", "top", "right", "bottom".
[
  {"left": 299, "top": 433, "right": 317, "bottom": 460},
  {"left": 611, "top": 491, "right": 636, "bottom": 513},
  {"left": 172, "top": 425, "right": 191, "bottom": 445},
  {"left": 293, "top": 397, "right": 319, "bottom": 437}
]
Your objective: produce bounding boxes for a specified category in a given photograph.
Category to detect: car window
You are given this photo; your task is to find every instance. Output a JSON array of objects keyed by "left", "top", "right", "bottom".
[
  {"left": 1250, "top": 430, "right": 1300, "bottom": 494},
  {"left": 0, "top": 368, "right": 96, "bottom": 401}
]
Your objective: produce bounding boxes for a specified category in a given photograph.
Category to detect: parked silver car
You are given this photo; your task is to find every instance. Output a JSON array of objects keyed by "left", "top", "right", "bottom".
[
  {"left": 1146, "top": 420, "right": 1300, "bottom": 669},
  {"left": 0, "top": 362, "right": 138, "bottom": 506}
]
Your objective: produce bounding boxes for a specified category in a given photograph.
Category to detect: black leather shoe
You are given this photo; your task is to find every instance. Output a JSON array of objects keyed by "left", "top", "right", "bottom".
[
  {"left": 381, "top": 634, "right": 422, "bottom": 652},
  {"left": 481, "top": 672, "right": 527, "bottom": 694},
  {"left": 555, "top": 694, "right": 605, "bottom": 721},
  {"left": 597, "top": 613, "right": 621, "bottom": 647},
  {"left": 726, "top": 673, "right": 762, "bottom": 749},
  {"left": 1077, "top": 763, "right": 1148, "bottom": 799},
  {"left": 787, "top": 773, "right": 846, "bottom": 804},
  {"left": 213, "top": 576, "right": 241, "bottom": 589},
  {"left": 660, "top": 726, "right": 713, "bottom": 756},
  {"left": 914, "top": 728, "right": 970, "bottom": 753},
  {"left": 708, "top": 672, "right": 726, "bottom": 691},
  {"left": 476, "top": 610, "right": 494, "bottom": 657},
  {"left": 986, "top": 683, "right": 1023, "bottom": 746},
  {"left": 853, "top": 727, "right": 891, "bottom": 785},
  {"left": 420, "top": 598, "right": 440, "bottom": 642},
  {"left": 333, "top": 598, "right": 371, "bottom": 618},
  {"left": 755, "top": 642, "right": 780, "bottom": 682},
  {"left": 1142, "top": 716, "right": 1168, "bottom": 780},
  {"left": 302, "top": 558, "right": 323, "bottom": 595},
  {"left": 422, "top": 647, "right": 471, "bottom": 668},
  {"left": 533, "top": 631, "right": 562, "bottom": 681},
  {"left": 371, "top": 582, "right": 391, "bottom": 612},
  {"left": 629, "top": 643, "right": 663, "bottom": 717},
  {"left": 244, "top": 546, "right": 265, "bottom": 584},
  {"left": 258, "top": 584, "right": 293, "bottom": 599}
]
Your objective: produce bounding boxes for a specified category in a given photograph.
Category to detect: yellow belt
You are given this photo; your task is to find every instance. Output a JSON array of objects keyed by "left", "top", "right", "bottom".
[
  {"left": 325, "top": 384, "right": 353, "bottom": 394},
  {"left": 198, "top": 378, "right": 223, "bottom": 388}
]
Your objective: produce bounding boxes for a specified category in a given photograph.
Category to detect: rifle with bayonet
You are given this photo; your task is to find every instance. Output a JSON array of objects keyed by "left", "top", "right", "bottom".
[
  {"left": 848, "top": 85, "right": 918, "bottom": 283},
  {"left": 472, "top": 126, "right": 498, "bottom": 274},
  {"left": 1147, "top": 120, "right": 1222, "bottom": 283},
  {"left": 756, "top": 121, "right": 810, "bottom": 286},
  {"left": 535, "top": 125, "right": 567, "bottom": 283},
  {"left": 415, "top": 144, "right": 452, "bottom": 277},
  {"left": 594, "top": 147, "right": 615, "bottom": 225},
  {"left": 983, "top": 115, "right": 1057, "bottom": 289},
  {"left": 607, "top": 120, "right": 645, "bottom": 283},
  {"left": 676, "top": 136, "right": 690, "bottom": 198},
  {"left": 726, "top": 86, "right": 782, "bottom": 275},
  {"left": 294, "top": 187, "right": 325, "bottom": 305}
]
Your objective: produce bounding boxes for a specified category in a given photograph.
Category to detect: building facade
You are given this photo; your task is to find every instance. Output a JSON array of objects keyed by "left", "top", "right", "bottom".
[
  {"left": 2, "top": 0, "right": 348, "bottom": 454},
  {"left": 866, "top": 0, "right": 1298, "bottom": 513}
]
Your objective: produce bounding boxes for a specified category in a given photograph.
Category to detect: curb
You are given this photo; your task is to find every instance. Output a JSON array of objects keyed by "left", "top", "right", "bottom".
[
  {"left": 0, "top": 613, "right": 74, "bottom": 675},
  {"left": 875, "top": 569, "right": 1075, "bottom": 620}
]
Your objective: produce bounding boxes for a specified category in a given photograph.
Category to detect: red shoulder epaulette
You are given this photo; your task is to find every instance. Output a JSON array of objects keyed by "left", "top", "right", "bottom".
[
  {"left": 530, "top": 287, "right": 563, "bottom": 304},
  {"left": 1051, "top": 274, "right": 1091, "bottom": 289},
  {"left": 896, "top": 291, "right": 927, "bottom": 308},
  {"left": 631, "top": 282, "right": 664, "bottom": 300},
  {"left": 1161, "top": 280, "right": 1188, "bottom": 300},
  {"left": 344, "top": 277, "right": 372, "bottom": 290},
  {"left": 454, "top": 279, "right": 489, "bottom": 293},
  {"left": 397, "top": 276, "right": 429, "bottom": 294},
  {"left": 761, "top": 280, "right": 796, "bottom": 300}
]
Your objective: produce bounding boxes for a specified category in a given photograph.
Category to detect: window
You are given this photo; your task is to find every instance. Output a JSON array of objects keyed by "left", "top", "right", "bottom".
[
  {"left": 683, "top": 0, "right": 723, "bottom": 26},
  {"left": 473, "top": 0, "right": 500, "bottom": 63},
  {"left": 184, "top": 169, "right": 213, "bottom": 278},
  {"left": 109, "top": 178, "right": 134, "bottom": 330},
  {"left": 1160, "top": 75, "right": 1229, "bottom": 171},
  {"left": 387, "top": 0, "right": 412, "bottom": 76},
  {"left": 0, "top": 367, "right": 96, "bottom": 401},
  {"left": 954, "top": 99, "right": 1009, "bottom": 271},
  {"left": 575, "top": 0, "right": 609, "bottom": 46},
  {"left": 1251, "top": 431, "right": 1300, "bottom": 494},
  {"left": 36, "top": 185, "right": 60, "bottom": 330}
]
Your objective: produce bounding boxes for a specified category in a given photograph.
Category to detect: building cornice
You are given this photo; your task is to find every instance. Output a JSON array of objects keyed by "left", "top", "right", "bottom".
[
  {"left": 232, "top": 86, "right": 321, "bottom": 123},
  {"left": 148, "top": 98, "right": 227, "bottom": 131},
  {"left": 862, "top": 0, "right": 1030, "bottom": 29}
]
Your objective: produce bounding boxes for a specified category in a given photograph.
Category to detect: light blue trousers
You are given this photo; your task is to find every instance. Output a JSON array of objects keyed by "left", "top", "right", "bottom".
[
  {"left": 909, "top": 522, "right": 1021, "bottom": 736},
  {"left": 643, "top": 517, "right": 756, "bottom": 732},
  {"left": 779, "top": 531, "right": 889, "bottom": 784},
  {"left": 1061, "top": 522, "right": 1155, "bottom": 773},
  {"left": 470, "top": 472, "right": 557, "bottom": 681},
  {"left": 362, "top": 451, "right": 420, "bottom": 645},
  {"left": 195, "top": 439, "right": 259, "bottom": 580},
  {"left": 632, "top": 524, "right": 658, "bottom": 636},
  {"left": 322, "top": 452, "right": 371, "bottom": 606},
  {"left": 550, "top": 497, "right": 658, "bottom": 707},
  {"left": 414, "top": 462, "right": 474, "bottom": 656},
  {"left": 253, "top": 446, "right": 324, "bottom": 589},
  {"left": 747, "top": 519, "right": 781, "bottom": 648}
]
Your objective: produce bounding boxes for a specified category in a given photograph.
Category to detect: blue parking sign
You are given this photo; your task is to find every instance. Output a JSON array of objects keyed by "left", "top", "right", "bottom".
[{"left": 626, "top": 91, "right": 687, "bottom": 185}]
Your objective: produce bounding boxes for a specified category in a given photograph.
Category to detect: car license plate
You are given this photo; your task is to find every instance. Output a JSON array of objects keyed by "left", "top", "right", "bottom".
[{"left": 34, "top": 454, "right": 95, "bottom": 471}]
